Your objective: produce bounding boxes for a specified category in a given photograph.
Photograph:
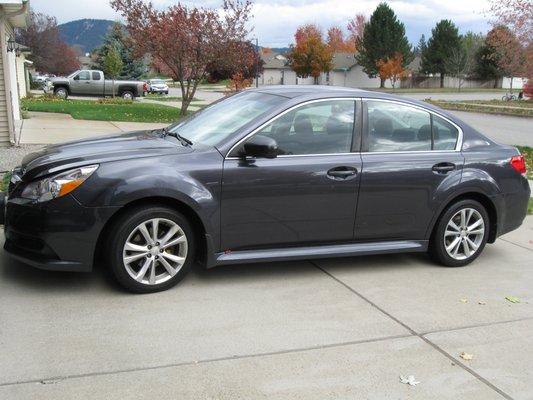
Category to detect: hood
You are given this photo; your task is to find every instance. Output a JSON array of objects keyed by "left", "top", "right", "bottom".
[{"left": 20, "top": 130, "right": 192, "bottom": 181}]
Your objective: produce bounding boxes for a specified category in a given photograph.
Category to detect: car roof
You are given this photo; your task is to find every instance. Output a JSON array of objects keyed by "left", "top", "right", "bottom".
[{"left": 248, "top": 85, "right": 456, "bottom": 118}]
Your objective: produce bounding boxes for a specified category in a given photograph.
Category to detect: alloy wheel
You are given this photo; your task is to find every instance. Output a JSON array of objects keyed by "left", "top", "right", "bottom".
[
  {"left": 443, "top": 208, "right": 485, "bottom": 261},
  {"left": 122, "top": 218, "right": 188, "bottom": 285}
]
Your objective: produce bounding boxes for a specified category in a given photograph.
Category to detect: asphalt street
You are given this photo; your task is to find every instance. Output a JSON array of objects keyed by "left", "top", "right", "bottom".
[{"left": 0, "top": 217, "right": 531, "bottom": 399}]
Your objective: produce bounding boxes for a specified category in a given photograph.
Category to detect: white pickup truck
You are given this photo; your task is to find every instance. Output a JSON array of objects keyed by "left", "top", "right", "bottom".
[{"left": 45, "top": 70, "right": 148, "bottom": 100}]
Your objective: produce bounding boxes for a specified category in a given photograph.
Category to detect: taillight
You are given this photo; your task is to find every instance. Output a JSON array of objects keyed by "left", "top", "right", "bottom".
[
  {"left": 143, "top": 82, "right": 148, "bottom": 91},
  {"left": 510, "top": 155, "right": 526, "bottom": 175}
]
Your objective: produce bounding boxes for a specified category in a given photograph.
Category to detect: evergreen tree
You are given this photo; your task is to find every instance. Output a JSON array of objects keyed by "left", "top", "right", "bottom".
[
  {"left": 414, "top": 34, "right": 426, "bottom": 56},
  {"left": 356, "top": 2, "right": 412, "bottom": 88},
  {"left": 96, "top": 22, "right": 145, "bottom": 80},
  {"left": 421, "top": 20, "right": 461, "bottom": 87},
  {"left": 475, "top": 44, "right": 503, "bottom": 88}
]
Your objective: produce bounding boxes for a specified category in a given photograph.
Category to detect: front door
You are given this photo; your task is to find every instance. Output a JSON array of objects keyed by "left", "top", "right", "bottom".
[
  {"left": 70, "top": 70, "right": 91, "bottom": 95},
  {"left": 355, "top": 99, "right": 464, "bottom": 240},
  {"left": 221, "top": 99, "right": 362, "bottom": 251}
]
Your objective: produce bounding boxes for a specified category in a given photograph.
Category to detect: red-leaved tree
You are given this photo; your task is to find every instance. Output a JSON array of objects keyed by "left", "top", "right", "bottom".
[
  {"left": 347, "top": 13, "right": 366, "bottom": 50},
  {"left": 288, "top": 24, "right": 333, "bottom": 84},
  {"left": 326, "top": 26, "right": 356, "bottom": 53},
  {"left": 16, "top": 10, "right": 80, "bottom": 75},
  {"left": 111, "top": 0, "right": 252, "bottom": 115}
]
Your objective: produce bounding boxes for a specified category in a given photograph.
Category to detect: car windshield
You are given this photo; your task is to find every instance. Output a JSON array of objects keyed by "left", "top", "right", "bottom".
[
  {"left": 151, "top": 79, "right": 165, "bottom": 84},
  {"left": 67, "top": 70, "right": 81, "bottom": 79},
  {"left": 168, "top": 91, "right": 287, "bottom": 146}
]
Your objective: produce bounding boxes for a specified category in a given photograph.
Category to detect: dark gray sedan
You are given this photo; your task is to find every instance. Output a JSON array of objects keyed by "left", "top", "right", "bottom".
[{"left": 1, "top": 86, "right": 530, "bottom": 292}]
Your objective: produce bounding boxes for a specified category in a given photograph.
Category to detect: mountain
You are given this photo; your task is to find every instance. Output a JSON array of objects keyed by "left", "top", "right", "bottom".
[{"left": 59, "top": 19, "right": 115, "bottom": 53}]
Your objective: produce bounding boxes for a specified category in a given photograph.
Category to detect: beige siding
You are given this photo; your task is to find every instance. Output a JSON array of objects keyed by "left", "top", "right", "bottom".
[{"left": 0, "top": 42, "right": 10, "bottom": 146}]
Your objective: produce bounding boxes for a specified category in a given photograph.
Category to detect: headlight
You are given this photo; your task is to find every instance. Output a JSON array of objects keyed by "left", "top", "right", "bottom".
[{"left": 21, "top": 165, "right": 98, "bottom": 202}]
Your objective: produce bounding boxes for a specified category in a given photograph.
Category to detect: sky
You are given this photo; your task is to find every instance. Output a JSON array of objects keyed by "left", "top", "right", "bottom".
[{"left": 31, "top": 0, "right": 492, "bottom": 47}]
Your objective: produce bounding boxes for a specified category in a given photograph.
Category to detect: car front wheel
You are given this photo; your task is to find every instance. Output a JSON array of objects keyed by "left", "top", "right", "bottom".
[
  {"left": 429, "top": 199, "right": 489, "bottom": 267},
  {"left": 107, "top": 206, "right": 195, "bottom": 293},
  {"left": 54, "top": 87, "right": 68, "bottom": 99}
]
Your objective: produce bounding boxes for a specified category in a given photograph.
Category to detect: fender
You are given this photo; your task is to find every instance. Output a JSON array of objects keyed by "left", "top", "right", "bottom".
[{"left": 424, "top": 168, "right": 501, "bottom": 239}]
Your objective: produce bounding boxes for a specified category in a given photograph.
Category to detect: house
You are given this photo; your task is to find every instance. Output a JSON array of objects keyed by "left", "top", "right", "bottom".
[
  {"left": 258, "top": 51, "right": 387, "bottom": 88},
  {"left": 0, "top": 0, "right": 29, "bottom": 147}
]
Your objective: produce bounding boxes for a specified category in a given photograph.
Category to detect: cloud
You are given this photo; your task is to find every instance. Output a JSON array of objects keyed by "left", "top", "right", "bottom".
[{"left": 31, "top": 0, "right": 491, "bottom": 46}]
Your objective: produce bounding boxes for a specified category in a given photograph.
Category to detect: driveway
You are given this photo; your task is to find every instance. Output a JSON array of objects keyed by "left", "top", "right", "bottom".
[{"left": 0, "top": 216, "right": 531, "bottom": 399}]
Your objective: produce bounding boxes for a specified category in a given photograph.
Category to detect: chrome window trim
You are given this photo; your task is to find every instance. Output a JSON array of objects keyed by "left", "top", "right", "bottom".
[
  {"left": 363, "top": 98, "right": 463, "bottom": 152},
  {"left": 225, "top": 97, "right": 360, "bottom": 160}
]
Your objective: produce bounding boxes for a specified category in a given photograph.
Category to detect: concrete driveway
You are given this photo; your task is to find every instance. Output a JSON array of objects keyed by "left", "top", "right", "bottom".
[{"left": 0, "top": 216, "right": 531, "bottom": 399}]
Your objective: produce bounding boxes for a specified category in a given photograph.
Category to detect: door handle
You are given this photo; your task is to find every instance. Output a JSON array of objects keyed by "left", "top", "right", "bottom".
[
  {"left": 327, "top": 166, "right": 358, "bottom": 180},
  {"left": 432, "top": 162, "right": 456, "bottom": 174}
]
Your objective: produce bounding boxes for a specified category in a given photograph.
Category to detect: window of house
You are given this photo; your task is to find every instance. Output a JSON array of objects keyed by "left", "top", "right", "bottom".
[
  {"left": 367, "top": 101, "right": 432, "bottom": 152},
  {"left": 250, "top": 100, "right": 355, "bottom": 155}
]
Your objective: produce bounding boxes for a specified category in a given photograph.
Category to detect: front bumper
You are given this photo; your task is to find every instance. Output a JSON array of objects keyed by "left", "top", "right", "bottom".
[{"left": 2, "top": 193, "right": 119, "bottom": 272}]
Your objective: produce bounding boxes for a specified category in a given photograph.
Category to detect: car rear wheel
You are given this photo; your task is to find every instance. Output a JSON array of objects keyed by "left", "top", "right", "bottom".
[
  {"left": 54, "top": 87, "right": 68, "bottom": 99},
  {"left": 107, "top": 206, "right": 195, "bottom": 293},
  {"left": 429, "top": 199, "right": 489, "bottom": 267}
]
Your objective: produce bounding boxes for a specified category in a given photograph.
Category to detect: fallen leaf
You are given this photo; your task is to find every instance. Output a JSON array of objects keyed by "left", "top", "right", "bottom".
[
  {"left": 460, "top": 352, "right": 473, "bottom": 360},
  {"left": 460, "top": 298, "right": 468, "bottom": 303},
  {"left": 505, "top": 296, "right": 520, "bottom": 304},
  {"left": 399, "top": 375, "right": 420, "bottom": 386},
  {"left": 478, "top": 301, "right": 486, "bottom": 305}
]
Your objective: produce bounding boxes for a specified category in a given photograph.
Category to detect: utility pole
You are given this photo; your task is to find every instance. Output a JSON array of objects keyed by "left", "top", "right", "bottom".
[{"left": 255, "top": 38, "right": 259, "bottom": 88}]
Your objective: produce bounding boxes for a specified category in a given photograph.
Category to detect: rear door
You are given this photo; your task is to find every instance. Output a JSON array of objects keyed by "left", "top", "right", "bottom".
[
  {"left": 221, "top": 98, "right": 362, "bottom": 251},
  {"left": 90, "top": 71, "right": 105, "bottom": 96},
  {"left": 354, "top": 99, "right": 464, "bottom": 240}
]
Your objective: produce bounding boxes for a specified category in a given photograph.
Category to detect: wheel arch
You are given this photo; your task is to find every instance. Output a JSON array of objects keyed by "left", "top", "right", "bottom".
[
  {"left": 53, "top": 84, "right": 70, "bottom": 94},
  {"left": 428, "top": 191, "right": 498, "bottom": 244},
  {"left": 118, "top": 85, "right": 137, "bottom": 97},
  {"left": 93, "top": 196, "right": 209, "bottom": 268}
]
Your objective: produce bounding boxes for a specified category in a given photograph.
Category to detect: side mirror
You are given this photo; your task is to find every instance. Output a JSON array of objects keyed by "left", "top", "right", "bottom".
[
  {"left": 73, "top": 75, "right": 79, "bottom": 81},
  {"left": 242, "top": 135, "right": 278, "bottom": 159}
]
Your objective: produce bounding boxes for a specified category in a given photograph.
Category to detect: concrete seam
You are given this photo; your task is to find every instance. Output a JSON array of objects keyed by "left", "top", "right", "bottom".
[{"left": 311, "top": 261, "right": 514, "bottom": 400}]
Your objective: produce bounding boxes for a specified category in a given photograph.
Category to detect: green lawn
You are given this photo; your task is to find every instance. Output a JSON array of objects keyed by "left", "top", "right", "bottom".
[
  {"left": 0, "top": 172, "right": 10, "bottom": 192},
  {"left": 21, "top": 98, "right": 184, "bottom": 123},
  {"left": 426, "top": 100, "right": 533, "bottom": 117}
]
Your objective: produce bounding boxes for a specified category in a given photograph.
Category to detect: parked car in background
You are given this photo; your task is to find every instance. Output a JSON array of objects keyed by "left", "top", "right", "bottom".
[
  {"left": 1, "top": 86, "right": 529, "bottom": 293},
  {"left": 148, "top": 78, "right": 169, "bottom": 95},
  {"left": 44, "top": 70, "right": 148, "bottom": 100}
]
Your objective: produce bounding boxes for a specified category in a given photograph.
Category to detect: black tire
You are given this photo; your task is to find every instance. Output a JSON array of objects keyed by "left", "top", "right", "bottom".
[
  {"left": 121, "top": 90, "right": 134, "bottom": 100},
  {"left": 429, "top": 199, "right": 489, "bottom": 267},
  {"left": 54, "top": 87, "right": 68, "bottom": 99},
  {"left": 106, "top": 205, "right": 195, "bottom": 293}
]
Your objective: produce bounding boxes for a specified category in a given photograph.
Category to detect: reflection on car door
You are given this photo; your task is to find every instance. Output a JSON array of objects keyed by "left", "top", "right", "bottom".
[
  {"left": 354, "top": 99, "right": 465, "bottom": 240},
  {"left": 221, "top": 99, "right": 362, "bottom": 251}
]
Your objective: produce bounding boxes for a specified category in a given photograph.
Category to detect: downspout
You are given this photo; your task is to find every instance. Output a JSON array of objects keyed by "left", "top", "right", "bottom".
[{"left": 1, "top": 0, "right": 29, "bottom": 145}]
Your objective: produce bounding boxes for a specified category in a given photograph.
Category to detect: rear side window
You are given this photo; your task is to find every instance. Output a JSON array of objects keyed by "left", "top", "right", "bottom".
[
  {"left": 433, "top": 114, "right": 459, "bottom": 150},
  {"left": 367, "top": 101, "right": 431, "bottom": 152},
  {"left": 91, "top": 72, "right": 101, "bottom": 80}
]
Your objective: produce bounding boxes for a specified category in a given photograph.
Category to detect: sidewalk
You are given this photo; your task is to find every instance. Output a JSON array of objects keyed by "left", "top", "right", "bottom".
[{"left": 18, "top": 112, "right": 168, "bottom": 145}]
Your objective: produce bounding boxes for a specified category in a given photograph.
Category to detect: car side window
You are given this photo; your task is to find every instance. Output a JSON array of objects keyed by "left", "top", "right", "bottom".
[
  {"left": 76, "top": 71, "right": 91, "bottom": 81},
  {"left": 91, "top": 72, "right": 101, "bottom": 80},
  {"left": 252, "top": 100, "right": 355, "bottom": 155},
  {"left": 433, "top": 114, "right": 459, "bottom": 150},
  {"left": 367, "top": 101, "right": 431, "bottom": 152}
]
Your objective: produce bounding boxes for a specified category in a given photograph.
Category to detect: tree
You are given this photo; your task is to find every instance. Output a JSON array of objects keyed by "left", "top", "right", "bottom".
[
  {"left": 347, "top": 13, "right": 365, "bottom": 50},
  {"left": 288, "top": 24, "right": 333, "bottom": 84},
  {"left": 326, "top": 26, "right": 356, "bottom": 53},
  {"left": 376, "top": 53, "right": 407, "bottom": 90},
  {"left": 95, "top": 22, "right": 145, "bottom": 80},
  {"left": 421, "top": 20, "right": 461, "bottom": 87},
  {"left": 485, "top": 26, "right": 525, "bottom": 92},
  {"left": 16, "top": 10, "right": 80, "bottom": 75},
  {"left": 475, "top": 42, "right": 503, "bottom": 87},
  {"left": 111, "top": 0, "right": 252, "bottom": 115},
  {"left": 488, "top": 0, "right": 532, "bottom": 46},
  {"left": 356, "top": 3, "right": 411, "bottom": 88},
  {"left": 445, "top": 32, "right": 484, "bottom": 90},
  {"left": 414, "top": 34, "right": 426, "bottom": 56},
  {"left": 207, "top": 41, "right": 263, "bottom": 82},
  {"left": 103, "top": 46, "right": 124, "bottom": 98}
]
